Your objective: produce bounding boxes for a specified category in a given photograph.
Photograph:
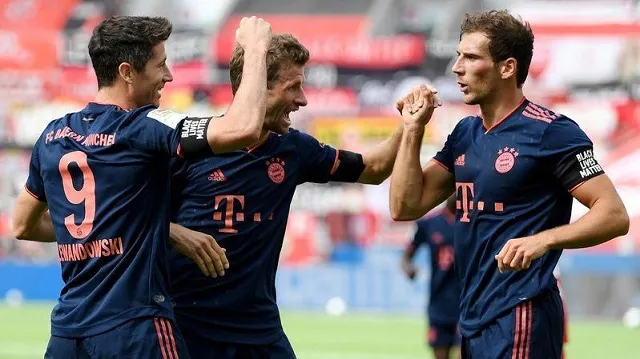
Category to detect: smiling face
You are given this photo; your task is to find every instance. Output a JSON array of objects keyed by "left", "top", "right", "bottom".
[
  {"left": 451, "top": 32, "right": 502, "bottom": 106},
  {"left": 130, "top": 42, "right": 173, "bottom": 107},
  {"left": 264, "top": 62, "right": 308, "bottom": 134}
]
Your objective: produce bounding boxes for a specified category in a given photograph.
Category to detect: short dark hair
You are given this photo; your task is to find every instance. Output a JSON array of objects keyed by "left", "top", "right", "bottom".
[
  {"left": 460, "top": 10, "right": 534, "bottom": 87},
  {"left": 88, "top": 16, "right": 172, "bottom": 88},
  {"left": 229, "top": 33, "right": 310, "bottom": 95}
]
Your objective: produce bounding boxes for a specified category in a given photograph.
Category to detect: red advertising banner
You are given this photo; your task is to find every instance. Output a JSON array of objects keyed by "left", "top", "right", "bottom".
[{"left": 215, "top": 15, "right": 425, "bottom": 69}]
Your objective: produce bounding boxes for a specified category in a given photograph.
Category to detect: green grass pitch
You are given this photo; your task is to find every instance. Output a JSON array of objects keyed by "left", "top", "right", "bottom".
[{"left": 1, "top": 303, "right": 638, "bottom": 358}]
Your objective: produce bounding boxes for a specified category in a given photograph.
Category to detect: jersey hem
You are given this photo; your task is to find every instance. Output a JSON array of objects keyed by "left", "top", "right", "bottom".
[{"left": 51, "top": 306, "right": 173, "bottom": 338}]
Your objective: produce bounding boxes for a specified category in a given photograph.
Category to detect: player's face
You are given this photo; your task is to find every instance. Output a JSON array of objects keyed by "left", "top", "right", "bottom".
[
  {"left": 131, "top": 42, "right": 173, "bottom": 107},
  {"left": 452, "top": 32, "right": 501, "bottom": 105},
  {"left": 264, "top": 63, "right": 307, "bottom": 134}
]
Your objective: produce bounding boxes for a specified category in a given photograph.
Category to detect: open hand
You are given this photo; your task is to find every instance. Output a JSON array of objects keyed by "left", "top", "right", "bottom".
[
  {"left": 495, "top": 234, "right": 551, "bottom": 273},
  {"left": 170, "top": 223, "right": 229, "bottom": 278}
]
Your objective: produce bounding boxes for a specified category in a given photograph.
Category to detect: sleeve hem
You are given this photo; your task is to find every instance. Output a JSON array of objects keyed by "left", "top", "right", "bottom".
[
  {"left": 24, "top": 185, "right": 46, "bottom": 202},
  {"left": 431, "top": 158, "right": 452, "bottom": 172}
]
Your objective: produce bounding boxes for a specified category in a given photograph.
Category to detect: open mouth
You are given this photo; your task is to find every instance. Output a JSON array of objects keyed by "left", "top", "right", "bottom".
[
  {"left": 458, "top": 82, "right": 468, "bottom": 92},
  {"left": 284, "top": 108, "right": 299, "bottom": 125}
]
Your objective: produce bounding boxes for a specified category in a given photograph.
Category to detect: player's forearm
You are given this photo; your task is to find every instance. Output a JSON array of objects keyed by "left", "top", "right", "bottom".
[
  {"left": 403, "top": 246, "right": 417, "bottom": 262},
  {"left": 542, "top": 197, "right": 629, "bottom": 250},
  {"left": 358, "top": 125, "right": 403, "bottom": 184},
  {"left": 207, "top": 49, "right": 268, "bottom": 153},
  {"left": 390, "top": 125, "right": 426, "bottom": 220},
  {"left": 14, "top": 211, "right": 55, "bottom": 243}
]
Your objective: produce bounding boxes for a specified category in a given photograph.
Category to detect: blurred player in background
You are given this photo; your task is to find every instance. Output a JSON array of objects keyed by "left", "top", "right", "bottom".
[
  {"left": 12, "top": 15, "right": 272, "bottom": 358},
  {"left": 401, "top": 195, "right": 460, "bottom": 359},
  {"left": 167, "top": 33, "right": 426, "bottom": 359},
  {"left": 390, "top": 10, "right": 629, "bottom": 359}
]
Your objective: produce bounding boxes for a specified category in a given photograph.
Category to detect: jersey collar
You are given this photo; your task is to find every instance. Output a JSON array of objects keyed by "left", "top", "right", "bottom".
[{"left": 483, "top": 97, "right": 528, "bottom": 134}]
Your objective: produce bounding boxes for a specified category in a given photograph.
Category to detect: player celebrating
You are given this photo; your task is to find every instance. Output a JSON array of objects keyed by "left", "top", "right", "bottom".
[
  {"left": 401, "top": 195, "right": 460, "bottom": 359},
  {"left": 167, "top": 33, "right": 417, "bottom": 358},
  {"left": 389, "top": 10, "right": 629, "bottom": 359},
  {"left": 12, "top": 15, "right": 272, "bottom": 358}
]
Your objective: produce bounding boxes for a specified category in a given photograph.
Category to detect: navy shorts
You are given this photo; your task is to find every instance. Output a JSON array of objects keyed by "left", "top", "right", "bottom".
[
  {"left": 45, "top": 317, "right": 189, "bottom": 359},
  {"left": 461, "top": 289, "right": 564, "bottom": 359},
  {"left": 183, "top": 332, "right": 296, "bottom": 359},
  {"left": 428, "top": 322, "right": 461, "bottom": 348}
]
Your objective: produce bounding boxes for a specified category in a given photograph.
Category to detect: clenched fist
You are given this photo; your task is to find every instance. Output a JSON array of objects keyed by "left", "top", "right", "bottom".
[
  {"left": 235, "top": 16, "right": 272, "bottom": 53},
  {"left": 396, "top": 84, "right": 442, "bottom": 128}
]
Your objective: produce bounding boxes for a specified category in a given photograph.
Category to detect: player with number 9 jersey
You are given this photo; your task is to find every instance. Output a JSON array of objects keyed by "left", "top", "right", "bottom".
[
  {"left": 27, "top": 104, "right": 202, "bottom": 339},
  {"left": 14, "top": 15, "right": 272, "bottom": 359}
]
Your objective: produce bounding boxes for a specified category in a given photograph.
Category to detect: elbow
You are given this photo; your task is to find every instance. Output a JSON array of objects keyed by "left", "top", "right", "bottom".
[
  {"left": 616, "top": 207, "right": 630, "bottom": 237},
  {"left": 237, "top": 126, "right": 262, "bottom": 147},
  {"left": 390, "top": 203, "right": 421, "bottom": 221},
  {"left": 12, "top": 223, "right": 30, "bottom": 241},
  {"left": 207, "top": 125, "right": 262, "bottom": 153}
]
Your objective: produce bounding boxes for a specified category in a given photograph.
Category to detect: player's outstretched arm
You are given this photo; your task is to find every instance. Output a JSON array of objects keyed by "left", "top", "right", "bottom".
[
  {"left": 206, "top": 16, "right": 271, "bottom": 153},
  {"left": 12, "top": 190, "right": 55, "bottom": 242},
  {"left": 390, "top": 85, "right": 453, "bottom": 221},
  {"left": 356, "top": 125, "right": 402, "bottom": 185},
  {"left": 496, "top": 175, "right": 629, "bottom": 273},
  {"left": 544, "top": 175, "right": 629, "bottom": 249}
]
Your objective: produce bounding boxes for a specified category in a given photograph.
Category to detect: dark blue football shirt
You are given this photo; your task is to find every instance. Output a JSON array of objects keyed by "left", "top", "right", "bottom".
[
  {"left": 433, "top": 98, "right": 604, "bottom": 336},
  {"left": 169, "top": 128, "right": 353, "bottom": 344},
  {"left": 25, "top": 103, "right": 207, "bottom": 337},
  {"left": 411, "top": 209, "right": 460, "bottom": 325}
]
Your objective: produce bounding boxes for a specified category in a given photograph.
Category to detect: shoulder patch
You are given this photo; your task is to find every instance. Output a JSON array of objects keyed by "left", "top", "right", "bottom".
[{"left": 147, "top": 109, "right": 188, "bottom": 129}]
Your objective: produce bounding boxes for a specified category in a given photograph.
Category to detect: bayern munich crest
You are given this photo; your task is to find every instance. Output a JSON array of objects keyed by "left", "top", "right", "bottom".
[
  {"left": 495, "top": 147, "right": 519, "bottom": 174},
  {"left": 266, "top": 158, "right": 286, "bottom": 184}
]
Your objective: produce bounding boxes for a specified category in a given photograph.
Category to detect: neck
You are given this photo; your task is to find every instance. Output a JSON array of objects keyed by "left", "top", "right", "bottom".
[
  {"left": 94, "top": 86, "right": 136, "bottom": 110},
  {"left": 259, "top": 128, "right": 270, "bottom": 142},
  {"left": 480, "top": 87, "right": 524, "bottom": 130}
]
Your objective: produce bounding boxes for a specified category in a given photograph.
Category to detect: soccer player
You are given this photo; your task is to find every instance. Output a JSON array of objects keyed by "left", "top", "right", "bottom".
[
  {"left": 12, "top": 15, "right": 272, "bottom": 358},
  {"left": 401, "top": 195, "right": 460, "bottom": 359},
  {"left": 168, "top": 33, "right": 412, "bottom": 358},
  {"left": 389, "top": 10, "right": 629, "bottom": 359}
]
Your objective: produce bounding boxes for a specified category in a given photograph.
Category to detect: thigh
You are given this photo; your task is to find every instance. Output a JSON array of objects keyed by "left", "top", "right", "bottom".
[
  {"left": 526, "top": 290, "right": 564, "bottom": 359},
  {"left": 466, "top": 291, "right": 564, "bottom": 359},
  {"left": 44, "top": 335, "right": 80, "bottom": 359},
  {"left": 241, "top": 334, "right": 297, "bottom": 359},
  {"left": 84, "top": 317, "right": 191, "bottom": 359},
  {"left": 175, "top": 319, "right": 238, "bottom": 359}
]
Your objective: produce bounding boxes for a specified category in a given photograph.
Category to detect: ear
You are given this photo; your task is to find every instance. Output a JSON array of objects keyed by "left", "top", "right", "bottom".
[
  {"left": 500, "top": 58, "right": 517, "bottom": 81},
  {"left": 118, "top": 62, "right": 134, "bottom": 84}
]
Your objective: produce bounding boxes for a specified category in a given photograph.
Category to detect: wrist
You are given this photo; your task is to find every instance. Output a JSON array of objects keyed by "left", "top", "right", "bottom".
[
  {"left": 243, "top": 47, "right": 268, "bottom": 59},
  {"left": 403, "top": 122, "right": 425, "bottom": 134},
  {"left": 541, "top": 231, "right": 558, "bottom": 250}
]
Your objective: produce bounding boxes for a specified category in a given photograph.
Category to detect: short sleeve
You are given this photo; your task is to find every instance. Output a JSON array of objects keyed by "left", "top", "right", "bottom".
[
  {"left": 538, "top": 117, "right": 604, "bottom": 191},
  {"left": 129, "top": 108, "right": 186, "bottom": 157},
  {"left": 25, "top": 136, "right": 46, "bottom": 202},
  {"left": 433, "top": 119, "right": 469, "bottom": 172},
  {"left": 293, "top": 130, "right": 339, "bottom": 184}
]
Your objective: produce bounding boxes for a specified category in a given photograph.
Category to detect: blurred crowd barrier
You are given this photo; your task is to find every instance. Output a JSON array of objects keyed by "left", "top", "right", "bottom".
[{"left": 0, "top": 0, "right": 639, "bottom": 319}]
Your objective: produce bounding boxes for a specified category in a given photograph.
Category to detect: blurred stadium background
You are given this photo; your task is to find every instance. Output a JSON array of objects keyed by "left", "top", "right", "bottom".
[{"left": 0, "top": 0, "right": 639, "bottom": 358}]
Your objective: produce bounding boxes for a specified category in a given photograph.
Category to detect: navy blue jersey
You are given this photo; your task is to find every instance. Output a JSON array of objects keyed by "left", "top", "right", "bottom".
[
  {"left": 411, "top": 209, "right": 460, "bottom": 325},
  {"left": 433, "top": 98, "right": 603, "bottom": 336},
  {"left": 25, "top": 103, "right": 201, "bottom": 337},
  {"left": 169, "top": 129, "right": 347, "bottom": 344}
]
